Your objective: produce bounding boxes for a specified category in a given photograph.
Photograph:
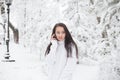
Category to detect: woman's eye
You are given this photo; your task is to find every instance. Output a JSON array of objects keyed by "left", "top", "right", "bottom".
[
  {"left": 56, "top": 32, "right": 60, "bottom": 34},
  {"left": 56, "top": 31, "right": 65, "bottom": 34},
  {"left": 62, "top": 31, "right": 65, "bottom": 34}
]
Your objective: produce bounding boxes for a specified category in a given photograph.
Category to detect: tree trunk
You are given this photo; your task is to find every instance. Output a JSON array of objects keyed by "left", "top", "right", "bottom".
[{"left": 9, "top": 22, "right": 19, "bottom": 44}]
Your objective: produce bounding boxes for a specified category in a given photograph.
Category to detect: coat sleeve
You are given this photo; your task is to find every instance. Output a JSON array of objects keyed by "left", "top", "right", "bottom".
[
  {"left": 66, "top": 45, "right": 77, "bottom": 70},
  {"left": 60, "top": 45, "right": 78, "bottom": 79},
  {"left": 45, "top": 40, "right": 58, "bottom": 65},
  {"left": 43, "top": 40, "right": 58, "bottom": 76}
]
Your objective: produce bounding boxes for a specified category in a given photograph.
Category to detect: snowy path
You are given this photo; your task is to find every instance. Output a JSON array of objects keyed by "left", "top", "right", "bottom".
[
  {"left": 0, "top": 43, "right": 47, "bottom": 80},
  {"left": 72, "top": 64, "right": 99, "bottom": 80},
  {"left": 0, "top": 43, "right": 99, "bottom": 80}
]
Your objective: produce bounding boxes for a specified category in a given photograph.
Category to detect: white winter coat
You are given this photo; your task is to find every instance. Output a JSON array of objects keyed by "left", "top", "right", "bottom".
[{"left": 45, "top": 40, "right": 77, "bottom": 80}]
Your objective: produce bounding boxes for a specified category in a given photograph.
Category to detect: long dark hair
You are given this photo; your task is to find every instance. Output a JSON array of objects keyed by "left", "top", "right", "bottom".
[{"left": 45, "top": 23, "right": 79, "bottom": 59}]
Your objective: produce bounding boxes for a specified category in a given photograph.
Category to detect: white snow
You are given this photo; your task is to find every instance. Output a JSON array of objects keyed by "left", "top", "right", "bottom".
[
  {"left": 0, "top": 43, "right": 99, "bottom": 80},
  {"left": 73, "top": 64, "right": 99, "bottom": 80},
  {"left": 0, "top": 0, "right": 120, "bottom": 80}
]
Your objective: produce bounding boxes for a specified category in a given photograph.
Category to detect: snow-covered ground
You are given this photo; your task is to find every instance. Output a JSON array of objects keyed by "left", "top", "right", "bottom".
[
  {"left": 0, "top": 0, "right": 120, "bottom": 80},
  {"left": 0, "top": 43, "right": 47, "bottom": 80},
  {"left": 0, "top": 43, "right": 99, "bottom": 80}
]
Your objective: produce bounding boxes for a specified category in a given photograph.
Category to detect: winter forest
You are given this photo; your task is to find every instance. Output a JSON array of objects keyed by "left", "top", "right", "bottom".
[{"left": 0, "top": 0, "right": 120, "bottom": 80}]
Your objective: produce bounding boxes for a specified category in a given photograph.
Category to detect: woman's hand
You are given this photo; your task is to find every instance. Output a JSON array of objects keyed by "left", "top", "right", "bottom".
[
  {"left": 51, "top": 34, "right": 57, "bottom": 40},
  {"left": 50, "top": 34, "right": 58, "bottom": 48}
]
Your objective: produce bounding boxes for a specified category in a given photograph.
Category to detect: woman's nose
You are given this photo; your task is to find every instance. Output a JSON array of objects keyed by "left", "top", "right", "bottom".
[{"left": 60, "top": 34, "right": 62, "bottom": 37}]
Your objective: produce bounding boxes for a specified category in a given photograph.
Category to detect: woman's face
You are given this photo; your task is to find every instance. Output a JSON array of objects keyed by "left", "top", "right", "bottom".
[{"left": 55, "top": 26, "right": 66, "bottom": 41}]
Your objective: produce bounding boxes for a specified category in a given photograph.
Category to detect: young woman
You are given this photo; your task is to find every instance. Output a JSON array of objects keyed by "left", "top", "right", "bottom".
[{"left": 45, "top": 23, "right": 79, "bottom": 80}]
